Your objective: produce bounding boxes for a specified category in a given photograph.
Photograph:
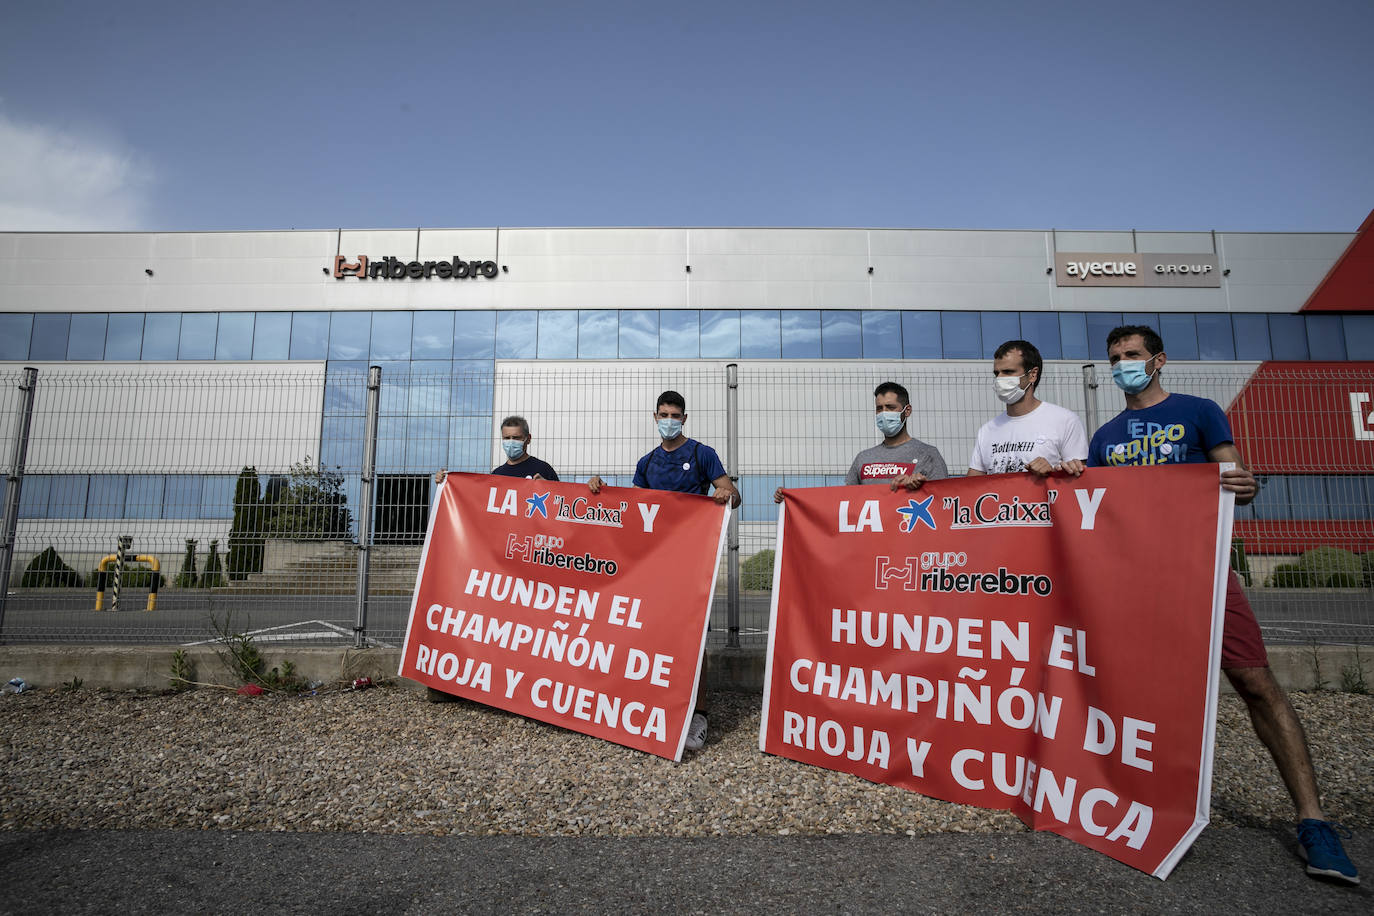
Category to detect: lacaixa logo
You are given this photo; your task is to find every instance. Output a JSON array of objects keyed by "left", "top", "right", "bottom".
[{"left": 333, "top": 255, "right": 499, "bottom": 280}]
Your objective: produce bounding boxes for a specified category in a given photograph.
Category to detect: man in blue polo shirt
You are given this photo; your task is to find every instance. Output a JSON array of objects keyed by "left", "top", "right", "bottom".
[{"left": 589, "top": 390, "right": 739, "bottom": 752}]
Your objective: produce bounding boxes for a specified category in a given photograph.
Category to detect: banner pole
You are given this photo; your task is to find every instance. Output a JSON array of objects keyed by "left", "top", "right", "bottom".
[
  {"left": 1082, "top": 362, "right": 1100, "bottom": 436},
  {"left": 726, "top": 362, "right": 740, "bottom": 648}
]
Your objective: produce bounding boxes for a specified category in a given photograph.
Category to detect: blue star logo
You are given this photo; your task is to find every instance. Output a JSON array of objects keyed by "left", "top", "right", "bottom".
[
  {"left": 525, "top": 492, "right": 550, "bottom": 518},
  {"left": 896, "top": 495, "right": 936, "bottom": 532}
]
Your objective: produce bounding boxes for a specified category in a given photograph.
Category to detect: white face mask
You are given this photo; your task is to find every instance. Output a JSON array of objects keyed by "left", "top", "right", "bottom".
[{"left": 993, "top": 375, "right": 1027, "bottom": 405}]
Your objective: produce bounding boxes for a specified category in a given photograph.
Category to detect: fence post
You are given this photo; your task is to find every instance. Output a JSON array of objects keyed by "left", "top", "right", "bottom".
[
  {"left": 726, "top": 362, "right": 740, "bottom": 649},
  {"left": 0, "top": 367, "right": 39, "bottom": 636},
  {"left": 1081, "top": 363, "right": 1100, "bottom": 436},
  {"left": 354, "top": 366, "right": 382, "bottom": 648},
  {"left": 113, "top": 534, "right": 132, "bottom": 612}
]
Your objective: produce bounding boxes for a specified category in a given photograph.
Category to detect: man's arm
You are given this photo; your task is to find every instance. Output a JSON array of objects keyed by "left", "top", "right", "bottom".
[
  {"left": 711, "top": 474, "right": 741, "bottom": 507},
  {"left": 1208, "top": 442, "right": 1257, "bottom": 506}
]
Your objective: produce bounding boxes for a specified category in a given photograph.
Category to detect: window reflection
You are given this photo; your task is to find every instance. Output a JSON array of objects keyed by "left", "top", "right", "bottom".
[
  {"left": 179, "top": 313, "right": 218, "bottom": 360},
  {"left": 124, "top": 475, "right": 164, "bottom": 519},
  {"left": 820, "top": 311, "right": 860, "bottom": 358},
  {"left": 1196, "top": 314, "right": 1235, "bottom": 360},
  {"left": 577, "top": 310, "right": 616, "bottom": 358},
  {"left": 1268, "top": 315, "right": 1308, "bottom": 360},
  {"left": 68, "top": 313, "right": 107, "bottom": 360},
  {"left": 539, "top": 309, "right": 579, "bottom": 359},
  {"left": 780, "top": 310, "right": 820, "bottom": 358},
  {"left": 902, "top": 312, "right": 941, "bottom": 359},
  {"left": 1233, "top": 314, "right": 1271, "bottom": 360},
  {"left": 216, "top": 312, "right": 254, "bottom": 360},
  {"left": 940, "top": 312, "right": 979, "bottom": 359},
  {"left": 740, "top": 310, "right": 779, "bottom": 358},
  {"left": 1159, "top": 315, "right": 1198, "bottom": 359},
  {"left": 860, "top": 311, "right": 900, "bottom": 359},
  {"left": 87, "top": 475, "right": 128, "bottom": 519},
  {"left": 290, "top": 312, "right": 329, "bottom": 360},
  {"left": 32, "top": 313, "right": 71, "bottom": 360},
  {"left": 163, "top": 475, "right": 202, "bottom": 519},
  {"left": 0, "top": 314, "right": 33, "bottom": 361},
  {"left": 412, "top": 311, "right": 454, "bottom": 360},
  {"left": 329, "top": 311, "right": 371, "bottom": 360},
  {"left": 454, "top": 311, "right": 496, "bottom": 358},
  {"left": 701, "top": 310, "right": 741, "bottom": 358},
  {"left": 1058, "top": 313, "right": 1088, "bottom": 360},
  {"left": 619, "top": 310, "right": 658, "bottom": 358},
  {"left": 1305, "top": 315, "right": 1345, "bottom": 360},
  {"left": 1344, "top": 316, "right": 1374, "bottom": 360},
  {"left": 106, "top": 315, "right": 145, "bottom": 362},
  {"left": 979, "top": 313, "right": 1019, "bottom": 359},
  {"left": 142, "top": 313, "right": 180, "bottom": 361},
  {"left": 1018, "top": 313, "right": 1060, "bottom": 359},
  {"left": 370, "top": 311, "right": 412, "bottom": 361},
  {"left": 660, "top": 310, "right": 700, "bottom": 358},
  {"left": 495, "top": 311, "right": 537, "bottom": 358},
  {"left": 253, "top": 313, "right": 291, "bottom": 360},
  {"left": 1083, "top": 314, "right": 1123, "bottom": 361}
]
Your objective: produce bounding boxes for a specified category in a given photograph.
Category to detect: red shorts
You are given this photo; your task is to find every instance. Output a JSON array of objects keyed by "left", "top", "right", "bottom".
[{"left": 1222, "top": 570, "right": 1269, "bottom": 669}]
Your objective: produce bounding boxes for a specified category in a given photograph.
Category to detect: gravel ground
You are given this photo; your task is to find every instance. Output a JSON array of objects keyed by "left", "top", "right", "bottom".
[{"left": 1, "top": 686, "right": 1370, "bottom": 836}]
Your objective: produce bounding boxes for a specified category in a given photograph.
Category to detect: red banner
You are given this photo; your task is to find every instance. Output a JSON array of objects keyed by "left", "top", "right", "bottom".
[
  {"left": 400, "top": 473, "right": 729, "bottom": 760},
  {"left": 761, "top": 465, "right": 1232, "bottom": 878}
]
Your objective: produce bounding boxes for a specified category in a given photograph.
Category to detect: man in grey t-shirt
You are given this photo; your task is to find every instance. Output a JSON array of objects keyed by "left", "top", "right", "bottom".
[{"left": 775, "top": 380, "right": 947, "bottom": 503}]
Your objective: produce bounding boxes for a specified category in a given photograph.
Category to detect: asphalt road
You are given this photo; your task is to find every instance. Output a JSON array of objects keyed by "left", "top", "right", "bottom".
[
  {"left": 0, "top": 589, "right": 1370, "bottom": 648},
  {"left": 1, "top": 828, "right": 1368, "bottom": 914}
]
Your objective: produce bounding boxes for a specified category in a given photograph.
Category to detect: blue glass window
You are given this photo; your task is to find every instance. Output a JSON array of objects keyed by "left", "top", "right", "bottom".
[
  {"left": 17, "top": 475, "right": 50, "bottom": 519},
  {"left": 1249, "top": 475, "right": 1288, "bottom": 520},
  {"left": 781, "top": 310, "right": 821, "bottom": 358},
  {"left": 1122, "top": 313, "right": 1160, "bottom": 334},
  {"left": 860, "top": 311, "right": 900, "bottom": 359},
  {"left": 1269, "top": 315, "right": 1308, "bottom": 360},
  {"left": 453, "top": 311, "right": 496, "bottom": 358},
  {"left": 495, "top": 311, "right": 537, "bottom": 358},
  {"left": 620, "top": 310, "right": 659, "bottom": 358},
  {"left": 1084, "top": 314, "right": 1123, "bottom": 361},
  {"left": 321, "top": 416, "right": 366, "bottom": 471},
  {"left": 535, "top": 310, "right": 578, "bottom": 359},
  {"left": 105, "top": 314, "right": 143, "bottom": 360},
  {"left": 215, "top": 312, "right": 254, "bottom": 360},
  {"left": 701, "top": 310, "right": 741, "bottom": 358},
  {"left": 449, "top": 416, "right": 492, "bottom": 472},
  {"left": 289, "top": 312, "right": 329, "bottom": 360},
  {"left": 1158, "top": 315, "right": 1198, "bottom": 359},
  {"left": 979, "top": 312, "right": 1020, "bottom": 359},
  {"left": 200, "top": 475, "right": 236, "bottom": 519},
  {"left": 740, "top": 310, "right": 779, "bottom": 358},
  {"left": 451, "top": 360, "right": 494, "bottom": 415},
  {"left": 1233, "top": 314, "right": 1271, "bottom": 360},
  {"left": 660, "top": 311, "right": 700, "bottom": 358},
  {"left": 375, "top": 416, "right": 407, "bottom": 474},
  {"left": 408, "top": 361, "right": 451, "bottom": 415},
  {"left": 252, "top": 313, "right": 291, "bottom": 360},
  {"left": 329, "top": 311, "right": 371, "bottom": 360},
  {"left": 820, "top": 311, "right": 860, "bottom": 358},
  {"left": 1018, "top": 313, "right": 1061, "bottom": 359},
  {"left": 0, "top": 314, "right": 33, "bottom": 360},
  {"left": 577, "top": 310, "right": 617, "bottom": 359},
  {"left": 940, "top": 312, "right": 980, "bottom": 359},
  {"left": 141, "top": 313, "right": 180, "bottom": 360},
  {"left": 375, "top": 361, "right": 410, "bottom": 415},
  {"left": 124, "top": 475, "right": 164, "bottom": 519},
  {"left": 31, "top": 313, "right": 71, "bottom": 360},
  {"left": 371, "top": 311, "right": 412, "bottom": 361},
  {"left": 1195, "top": 314, "right": 1235, "bottom": 360},
  {"left": 901, "top": 312, "right": 941, "bottom": 358},
  {"left": 324, "top": 361, "right": 367, "bottom": 414},
  {"left": 1343, "top": 315, "right": 1374, "bottom": 360},
  {"left": 407, "top": 416, "right": 450, "bottom": 472},
  {"left": 67, "top": 314, "right": 107, "bottom": 360},
  {"left": 1325, "top": 476, "right": 1371, "bottom": 521},
  {"left": 163, "top": 475, "right": 202, "bottom": 519},
  {"left": 87, "top": 475, "right": 127, "bottom": 519},
  {"left": 179, "top": 313, "right": 218, "bottom": 360},
  {"left": 1305, "top": 314, "right": 1345, "bottom": 360},
  {"left": 46, "top": 475, "right": 88, "bottom": 519},
  {"left": 412, "top": 311, "right": 454, "bottom": 360},
  {"left": 1286, "top": 475, "right": 1326, "bottom": 520},
  {"left": 1059, "top": 313, "right": 1089, "bottom": 360}
]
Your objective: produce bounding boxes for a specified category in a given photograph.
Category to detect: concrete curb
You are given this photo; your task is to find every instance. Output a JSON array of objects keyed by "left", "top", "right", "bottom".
[{"left": 0, "top": 644, "right": 1368, "bottom": 695}]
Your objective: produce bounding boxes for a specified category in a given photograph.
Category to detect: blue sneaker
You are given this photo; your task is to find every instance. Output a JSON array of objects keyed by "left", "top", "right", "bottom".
[{"left": 1297, "top": 819, "right": 1359, "bottom": 886}]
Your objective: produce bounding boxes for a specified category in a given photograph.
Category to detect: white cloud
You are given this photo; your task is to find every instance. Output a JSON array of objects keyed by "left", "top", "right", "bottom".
[{"left": 0, "top": 112, "right": 153, "bottom": 230}]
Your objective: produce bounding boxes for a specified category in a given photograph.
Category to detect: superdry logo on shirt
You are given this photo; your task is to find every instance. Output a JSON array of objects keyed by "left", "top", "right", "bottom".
[{"left": 861, "top": 462, "right": 915, "bottom": 481}]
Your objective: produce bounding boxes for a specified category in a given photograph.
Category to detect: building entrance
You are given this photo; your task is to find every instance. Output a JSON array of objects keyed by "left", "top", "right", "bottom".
[{"left": 374, "top": 475, "right": 430, "bottom": 544}]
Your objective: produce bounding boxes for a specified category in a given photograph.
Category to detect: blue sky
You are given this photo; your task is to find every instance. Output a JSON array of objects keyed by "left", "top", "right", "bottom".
[{"left": 2, "top": 0, "right": 1371, "bottom": 233}]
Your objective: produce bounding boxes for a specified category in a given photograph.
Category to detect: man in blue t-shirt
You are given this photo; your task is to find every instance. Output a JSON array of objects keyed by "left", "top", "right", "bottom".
[
  {"left": 589, "top": 390, "right": 739, "bottom": 753},
  {"left": 1089, "top": 325, "right": 1358, "bottom": 886}
]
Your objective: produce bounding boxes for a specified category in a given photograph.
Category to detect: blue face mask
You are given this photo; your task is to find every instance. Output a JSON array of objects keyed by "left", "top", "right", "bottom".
[
  {"left": 657, "top": 418, "right": 683, "bottom": 440},
  {"left": 502, "top": 439, "right": 526, "bottom": 460},
  {"left": 1112, "top": 357, "right": 1159, "bottom": 395},
  {"left": 875, "top": 410, "right": 905, "bottom": 438}
]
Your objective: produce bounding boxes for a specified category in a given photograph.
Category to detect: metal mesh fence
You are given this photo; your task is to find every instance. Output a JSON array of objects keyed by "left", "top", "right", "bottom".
[{"left": 0, "top": 362, "right": 1368, "bottom": 649}]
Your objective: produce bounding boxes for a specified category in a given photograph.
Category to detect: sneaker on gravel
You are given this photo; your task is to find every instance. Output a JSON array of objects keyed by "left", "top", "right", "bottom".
[
  {"left": 1297, "top": 819, "right": 1359, "bottom": 886},
  {"left": 684, "top": 713, "right": 708, "bottom": 751}
]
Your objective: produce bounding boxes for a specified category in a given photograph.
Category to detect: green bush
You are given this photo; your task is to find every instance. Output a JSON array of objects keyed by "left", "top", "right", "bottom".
[
  {"left": 742, "top": 549, "right": 775, "bottom": 590},
  {"left": 175, "top": 540, "right": 198, "bottom": 589},
  {"left": 1267, "top": 546, "right": 1364, "bottom": 588},
  {"left": 199, "top": 539, "right": 225, "bottom": 588},
  {"left": 19, "top": 546, "right": 85, "bottom": 588}
]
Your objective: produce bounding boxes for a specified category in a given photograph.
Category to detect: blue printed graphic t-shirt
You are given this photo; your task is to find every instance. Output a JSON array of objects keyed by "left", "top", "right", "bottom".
[
  {"left": 1087, "top": 393, "right": 1233, "bottom": 468},
  {"left": 634, "top": 438, "right": 726, "bottom": 494}
]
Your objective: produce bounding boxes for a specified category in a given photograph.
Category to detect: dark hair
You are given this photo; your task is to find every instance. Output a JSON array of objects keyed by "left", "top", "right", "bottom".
[
  {"left": 993, "top": 339, "right": 1043, "bottom": 392},
  {"left": 656, "top": 390, "right": 686, "bottom": 412},
  {"left": 1106, "top": 325, "right": 1164, "bottom": 357},
  {"left": 873, "top": 381, "right": 910, "bottom": 408},
  {"left": 499, "top": 415, "right": 530, "bottom": 437}
]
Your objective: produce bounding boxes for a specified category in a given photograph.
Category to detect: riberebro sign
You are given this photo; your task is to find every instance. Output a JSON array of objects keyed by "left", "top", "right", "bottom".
[
  {"left": 761, "top": 465, "right": 1233, "bottom": 877},
  {"left": 400, "top": 474, "right": 729, "bottom": 760},
  {"left": 1054, "top": 252, "right": 1221, "bottom": 287}
]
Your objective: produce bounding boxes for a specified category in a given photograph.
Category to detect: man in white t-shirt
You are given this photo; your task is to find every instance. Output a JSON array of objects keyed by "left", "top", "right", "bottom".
[{"left": 968, "top": 339, "right": 1087, "bottom": 478}]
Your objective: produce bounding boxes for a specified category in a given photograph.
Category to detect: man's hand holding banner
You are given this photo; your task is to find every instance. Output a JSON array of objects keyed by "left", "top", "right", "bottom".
[
  {"left": 401, "top": 473, "right": 729, "bottom": 760},
  {"left": 761, "top": 464, "right": 1234, "bottom": 877}
]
